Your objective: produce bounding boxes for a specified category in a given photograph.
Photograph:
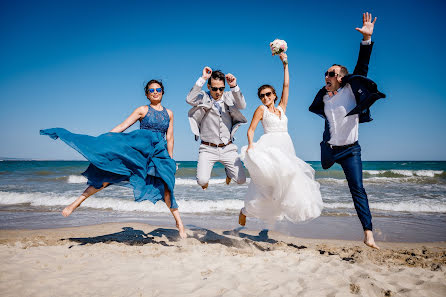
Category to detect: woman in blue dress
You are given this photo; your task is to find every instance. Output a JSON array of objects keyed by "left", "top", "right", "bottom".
[{"left": 41, "top": 80, "right": 186, "bottom": 238}]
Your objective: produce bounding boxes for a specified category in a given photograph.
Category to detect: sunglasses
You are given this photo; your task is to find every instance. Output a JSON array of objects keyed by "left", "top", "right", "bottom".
[
  {"left": 259, "top": 92, "right": 272, "bottom": 99},
  {"left": 211, "top": 87, "right": 225, "bottom": 92},
  {"left": 325, "top": 71, "right": 339, "bottom": 78},
  {"left": 148, "top": 88, "right": 162, "bottom": 93}
]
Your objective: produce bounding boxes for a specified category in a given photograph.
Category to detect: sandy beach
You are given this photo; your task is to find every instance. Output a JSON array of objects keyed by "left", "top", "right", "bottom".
[{"left": 0, "top": 222, "right": 445, "bottom": 297}]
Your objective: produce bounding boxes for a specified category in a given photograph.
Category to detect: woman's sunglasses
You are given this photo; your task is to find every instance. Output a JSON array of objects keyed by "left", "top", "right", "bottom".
[
  {"left": 148, "top": 88, "right": 162, "bottom": 93},
  {"left": 259, "top": 92, "right": 272, "bottom": 99}
]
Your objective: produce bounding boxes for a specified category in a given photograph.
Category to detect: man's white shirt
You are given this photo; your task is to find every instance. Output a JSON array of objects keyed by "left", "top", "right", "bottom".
[{"left": 323, "top": 39, "right": 372, "bottom": 146}]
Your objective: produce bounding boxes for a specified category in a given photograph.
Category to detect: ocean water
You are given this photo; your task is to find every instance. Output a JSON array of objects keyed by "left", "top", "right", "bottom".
[{"left": 1, "top": 160, "right": 445, "bottom": 242}]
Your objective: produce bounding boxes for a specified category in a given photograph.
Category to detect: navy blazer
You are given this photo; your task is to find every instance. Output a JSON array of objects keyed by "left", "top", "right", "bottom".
[{"left": 309, "top": 42, "right": 386, "bottom": 168}]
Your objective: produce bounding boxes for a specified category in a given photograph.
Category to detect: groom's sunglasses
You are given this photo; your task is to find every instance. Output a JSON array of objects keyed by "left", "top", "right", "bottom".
[
  {"left": 211, "top": 87, "right": 225, "bottom": 92},
  {"left": 325, "top": 71, "right": 338, "bottom": 78},
  {"left": 148, "top": 88, "right": 162, "bottom": 93},
  {"left": 259, "top": 92, "right": 272, "bottom": 99}
]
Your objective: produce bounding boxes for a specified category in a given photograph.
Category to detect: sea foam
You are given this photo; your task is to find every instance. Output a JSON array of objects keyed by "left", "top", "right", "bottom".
[
  {"left": 1, "top": 191, "right": 445, "bottom": 214},
  {"left": 67, "top": 175, "right": 87, "bottom": 183},
  {"left": 364, "top": 170, "right": 443, "bottom": 177},
  {"left": 0, "top": 191, "right": 243, "bottom": 213},
  {"left": 324, "top": 201, "right": 446, "bottom": 213}
]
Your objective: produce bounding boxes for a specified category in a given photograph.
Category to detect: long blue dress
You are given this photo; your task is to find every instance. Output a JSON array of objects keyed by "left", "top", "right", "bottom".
[{"left": 40, "top": 105, "right": 178, "bottom": 209}]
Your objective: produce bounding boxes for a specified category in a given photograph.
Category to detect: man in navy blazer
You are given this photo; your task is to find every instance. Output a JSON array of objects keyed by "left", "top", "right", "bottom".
[{"left": 309, "top": 12, "right": 385, "bottom": 249}]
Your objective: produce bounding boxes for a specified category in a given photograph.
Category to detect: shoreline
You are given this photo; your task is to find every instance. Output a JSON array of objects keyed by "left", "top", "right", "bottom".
[
  {"left": 1, "top": 221, "right": 446, "bottom": 247},
  {"left": 1, "top": 209, "right": 445, "bottom": 243},
  {"left": 1, "top": 222, "right": 445, "bottom": 297}
]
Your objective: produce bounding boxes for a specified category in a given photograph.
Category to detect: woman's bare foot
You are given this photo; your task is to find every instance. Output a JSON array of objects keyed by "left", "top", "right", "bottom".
[
  {"left": 62, "top": 203, "right": 78, "bottom": 217},
  {"left": 201, "top": 183, "right": 208, "bottom": 190},
  {"left": 239, "top": 209, "right": 246, "bottom": 226},
  {"left": 364, "top": 230, "right": 380, "bottom": 249},
  {"left": 62, "top": 185, "right": 105, "bottom": 217},
  {"left": 226, "top": 176, "right": 231, "bottom": 185},
  {"left": 177, "top": 224, "right": 187, "bottom": 239}
]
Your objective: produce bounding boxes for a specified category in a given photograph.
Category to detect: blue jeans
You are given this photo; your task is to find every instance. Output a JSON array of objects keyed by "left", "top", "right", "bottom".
[{"left": 331, "top": 143, "right": 372, "bottom": 231}]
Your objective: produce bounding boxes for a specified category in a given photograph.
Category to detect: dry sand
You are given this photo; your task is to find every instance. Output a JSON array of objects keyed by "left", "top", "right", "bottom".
[{"left": 0, "top": 222, "right": 445, "bottom": 297}]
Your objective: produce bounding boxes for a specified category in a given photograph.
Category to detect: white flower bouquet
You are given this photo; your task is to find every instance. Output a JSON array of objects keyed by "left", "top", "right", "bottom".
[{"left": 269, "top": 39, "right": 287, "bottom": 55}]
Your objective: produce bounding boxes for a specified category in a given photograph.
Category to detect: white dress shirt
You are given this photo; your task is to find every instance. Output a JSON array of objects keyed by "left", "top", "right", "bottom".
[
  {"left": 323, "top": 84, "right": 359, "bottom": 146},
  {"left": 323, "top": 39, "right": 372, "bottom": 146}
]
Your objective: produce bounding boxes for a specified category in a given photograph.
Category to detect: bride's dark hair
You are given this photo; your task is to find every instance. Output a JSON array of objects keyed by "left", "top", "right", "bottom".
[{"left": 258, "top": 84, "right": 278, "bottom": 102}]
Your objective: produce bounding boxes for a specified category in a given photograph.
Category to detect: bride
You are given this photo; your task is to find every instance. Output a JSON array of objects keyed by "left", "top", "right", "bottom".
[{"left": 239, "top": 52, "right": 323, "bottom": 226}]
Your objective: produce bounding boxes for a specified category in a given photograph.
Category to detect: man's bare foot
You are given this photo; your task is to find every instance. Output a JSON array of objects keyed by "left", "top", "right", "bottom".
[
  {"left": 177, "top": 224, "right": 187, "bottom": 239},
  {"left": 239, "top": 209, "right": 246, "bottom": 226},
  {"left": 62, "top": 204, "right": 77, "bottom": 217},
  {"left": 226, "top": 176, "right": 231, "bottom": 185},
  {"left": 364, "top": 230, "right": 380, "bottom": 249},
  {"left": 201, "top": 183, "right": 208, "bottom": 190}
]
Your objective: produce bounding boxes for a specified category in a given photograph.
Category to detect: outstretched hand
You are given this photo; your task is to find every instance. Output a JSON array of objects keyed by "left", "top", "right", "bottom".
[
  {"left": 355, "top": 12, "right": 377, "bottom": 41},
  {"left": 279, "top": 52, "right": 288, "bottom": 65},
  {"left": 225, "top": 73, "right": 237, "bottom": 87},
  {"left": 202, "top": 66, "right": 212, "bottom": 80}
]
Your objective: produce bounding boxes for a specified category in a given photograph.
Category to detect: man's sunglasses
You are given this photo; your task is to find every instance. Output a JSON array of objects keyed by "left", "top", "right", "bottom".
[
  {"left": 325, "top": 71, "right": 339, "bottom": 78},
  {"left": 211, "top": 87, "right": 225, "bottom": 92},
  {"left": 259, "top": 92, "right": 272, "bottom": 99},
  {"left": 148, "top": 88, "right": 162, "bottom": 93}
]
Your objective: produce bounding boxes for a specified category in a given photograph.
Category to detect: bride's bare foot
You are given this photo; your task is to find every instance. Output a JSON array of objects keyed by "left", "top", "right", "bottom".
[
  {"left": 364, "top": 230, "right": 380, "bottom": 249},
  {"left": 226, "top": 176, "right": 231, "bottom": 185},
  {"left": 177, "top": 224, "right": 187, "bottom": 239},
  {"left": 239, "top": 209, "right": 246, "bottom": 226},
  {"left": 62, "top": 204, "right": 77, "bottom": 217}
]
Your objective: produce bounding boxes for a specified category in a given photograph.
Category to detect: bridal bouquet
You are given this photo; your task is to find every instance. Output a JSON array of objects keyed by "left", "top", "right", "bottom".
[{"left": 270, "top": 39, "right": 287, "bottom": 55}]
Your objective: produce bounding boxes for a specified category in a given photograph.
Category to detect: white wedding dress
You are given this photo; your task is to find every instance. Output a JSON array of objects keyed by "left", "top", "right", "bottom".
[{"left": 241, "top": 105, "right": 323, "bottom": 224}]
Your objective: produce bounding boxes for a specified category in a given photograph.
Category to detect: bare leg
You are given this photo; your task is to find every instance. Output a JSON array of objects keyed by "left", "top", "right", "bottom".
[
  {"left": 62, "top": 182, "right": 109, "bottom": 217},
  {"left": 238, "top": 209, "right": 246, "bottom": 226},
  {"left": 201, "top": 183, "right": 209, "bottom": 190},
  {"left": 364, "top": 230, "right": 380, "bottom": 249},
  {"left": 163, "top": 185, "right": 186, "bottom": 239}
]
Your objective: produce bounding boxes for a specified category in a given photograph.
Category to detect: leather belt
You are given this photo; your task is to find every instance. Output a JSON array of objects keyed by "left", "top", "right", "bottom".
[
  {"left": 201, "top": 141, "right": 232, "bottom": 148},
  {"left": 328, "top": 141, "right": 358, "bottom": 149}
]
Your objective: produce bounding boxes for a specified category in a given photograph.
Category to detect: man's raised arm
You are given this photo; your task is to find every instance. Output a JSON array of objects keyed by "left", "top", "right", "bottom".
[
  {"left": 353, "top": 12, "right": 377, "bottom": 77},
  {"left": 226, "top": 73, "right": 246, "bottom": 109},
  {"left": 186, "top": 66, "right": 212, "bottom": 106}
]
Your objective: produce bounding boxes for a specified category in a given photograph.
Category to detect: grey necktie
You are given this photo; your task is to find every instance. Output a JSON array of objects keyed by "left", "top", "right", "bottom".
[{"left": 213, "top": 100, "right": 223, "bottom": 114}]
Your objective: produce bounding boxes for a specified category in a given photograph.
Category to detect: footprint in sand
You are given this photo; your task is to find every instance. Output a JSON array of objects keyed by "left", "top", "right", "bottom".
[
  {"left": 349, "top": 283, "right": 360, "bottom": 294},
  {"left": 201, "top": 269, "right": 213, "bottom": 277}
]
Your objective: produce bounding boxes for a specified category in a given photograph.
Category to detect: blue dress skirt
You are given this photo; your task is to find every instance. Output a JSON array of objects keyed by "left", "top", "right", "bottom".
[{"left": 40, "top": 106, "right": 178, "bottom": 208}]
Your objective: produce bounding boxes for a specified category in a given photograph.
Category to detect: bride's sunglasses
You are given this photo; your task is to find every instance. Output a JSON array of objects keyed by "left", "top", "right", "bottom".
[
  {"left": 211, "top": 87, "right": 225, "bottom": 92},
  {"left": 259, "top": 92, "right": 272, "bottom": 99},
  {"left": 148, "top": 88, "right": 162, "bottom": 93}
]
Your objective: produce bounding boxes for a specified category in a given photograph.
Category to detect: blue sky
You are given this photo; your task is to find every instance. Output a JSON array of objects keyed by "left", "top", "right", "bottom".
[{"left": 1, "top": 0, "right": 445, "bottom": 161}]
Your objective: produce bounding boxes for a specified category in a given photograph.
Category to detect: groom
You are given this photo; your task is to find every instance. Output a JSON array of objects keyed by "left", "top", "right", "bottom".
[
  {"left": 309, "top": 13, "right": 385, "bottom": 249},
  {"left": 186, "top": 67, "right": 247, "bottom": 189}
]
